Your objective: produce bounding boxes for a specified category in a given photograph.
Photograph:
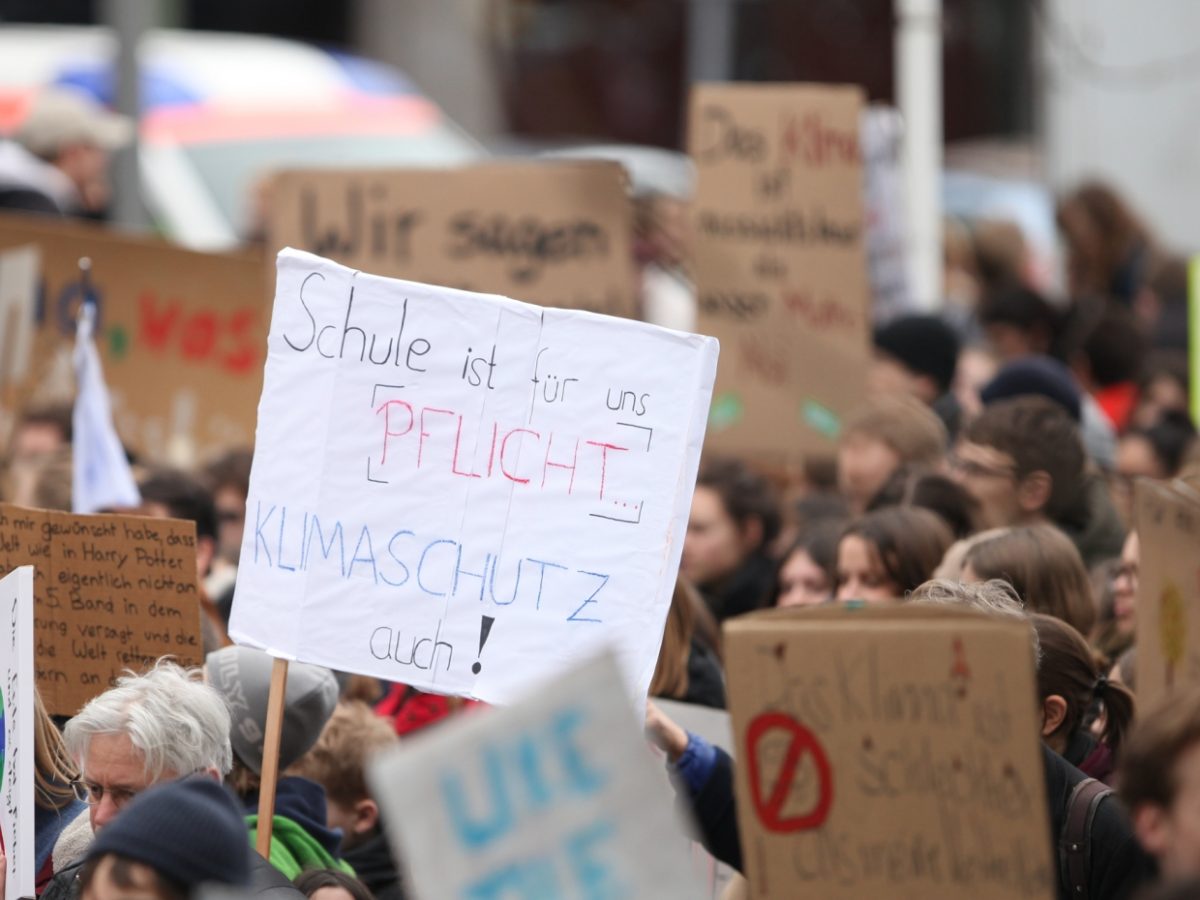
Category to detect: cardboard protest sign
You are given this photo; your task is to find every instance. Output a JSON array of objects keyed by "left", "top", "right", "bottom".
[
  {"left": 0, "top": 567, "right": 34, "bottom": 900},
  {"left": 724, "top": 604, "right": 1055, "bottom": 899},
  {"left": 230, "top": 249, "right": 717, "bottom": 704},
  {"left": 0, "top": 504, "right": 202, "bottom": 716},
  {"left": 1135, "top": 479, "right": 1200, "bottom": 707},
  {"left": 367, "top": 651, "right": 700, "bottom": 898},
  {"left": 0, "top": 213, "right": 269, "bottom": 465},
  {"left": 690, "top": 83, "right": 871, "bottom": 463},
  {"left": 267, "top": 161, "right": 636, "bottom": 318}
]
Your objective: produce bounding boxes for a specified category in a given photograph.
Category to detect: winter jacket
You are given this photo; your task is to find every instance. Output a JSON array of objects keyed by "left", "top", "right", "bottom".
[
  {"left": 244, "top": 776, "right": 354, "bottom": 880},
  {"left": 343, "top": 829, "right": 408, "bottom": 900}
]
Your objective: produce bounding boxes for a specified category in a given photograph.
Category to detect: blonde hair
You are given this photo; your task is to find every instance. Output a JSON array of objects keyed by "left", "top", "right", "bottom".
[
  {"left": 35, "top": 689, "right": 78, "bottom": 809},
  {"left": 842, "top": 397, "right": 947, "bottom": 468},
  {"left": 288, "top": 701, "right": 398, "bottom": 807}
]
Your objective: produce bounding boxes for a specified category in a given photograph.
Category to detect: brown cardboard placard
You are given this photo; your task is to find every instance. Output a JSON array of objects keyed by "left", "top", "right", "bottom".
[
  {"left": 689, "top": 83, "right": 871, "bottom": 464},
  {"left": 1134, "top": 478, "right": 1200, "bottom": 707},
  {"left": 724, "top": 604, "right": 1054, "bottom": 899},
  {"left": 0, "top": 213, "right": 269, "bottom": 465},
  {"left": 266, "top": 161, "right": 636, "bottom": 318},
  {"left": 0, "top": 503, "right": 202, "bottom": 716}
]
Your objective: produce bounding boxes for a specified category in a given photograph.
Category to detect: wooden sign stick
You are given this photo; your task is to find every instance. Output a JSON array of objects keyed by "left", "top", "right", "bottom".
[{"left": 255, "top": 657, "right": 289, "bottom": 859}]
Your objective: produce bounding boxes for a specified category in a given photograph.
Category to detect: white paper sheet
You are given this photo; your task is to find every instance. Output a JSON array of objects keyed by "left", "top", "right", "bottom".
[{"left": 230, "top": 249, "right": 718, "bottom": 704}]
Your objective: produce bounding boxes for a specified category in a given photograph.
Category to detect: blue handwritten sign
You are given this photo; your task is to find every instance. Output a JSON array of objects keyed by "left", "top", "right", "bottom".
[{"left": 368, "top": 652, "right": 699, "bottom": 899}]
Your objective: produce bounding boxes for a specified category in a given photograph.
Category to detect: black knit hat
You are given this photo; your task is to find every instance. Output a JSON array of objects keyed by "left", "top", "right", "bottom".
[
  {"left": 86, "top": 777, "right": 251, "bottom": 887},
  {"left": 874, "top": 315, "right": 961, "bottom": 394},
  {"left": 980, "top": 355, "right": 1082, "bottom": 422}
]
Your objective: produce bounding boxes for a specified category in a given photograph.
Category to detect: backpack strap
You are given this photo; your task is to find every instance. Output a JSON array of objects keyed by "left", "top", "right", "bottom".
[{"left": 1060, "top": 777, "right": 1114, "bottom": 900}]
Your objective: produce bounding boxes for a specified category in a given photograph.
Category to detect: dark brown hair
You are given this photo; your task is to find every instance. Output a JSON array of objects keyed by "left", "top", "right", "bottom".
[
  {"left": 839, "top": 507, "right": 953, "bottom": 597},
  {"left": 963, "top": 396, "right": 1085, "bottom": 519},
  {"left": 867, "top": 467, "right": 979, "bottom": 539},
  {"left": 1120, "top": 688, "right": 1200, "bottom": 813},
  {"left": 1030, "top": 613, "right": 1134, "bottom": 756},
  {"left": 294, "top": 869, "right": 376, "bottom": 900},
  {"left": 81, "top": 855, "right": 186, "bottom": 900},
  {"left": 964, "top": 525, "right": 1096, "bottom": 637},
  {"left": 696, "top": 456, "right": 781, "bottom": 552}
]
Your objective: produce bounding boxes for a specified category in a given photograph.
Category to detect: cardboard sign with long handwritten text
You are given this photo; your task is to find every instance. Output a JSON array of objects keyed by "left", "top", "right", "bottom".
[
  {"left": 0, "top": 504, "right": 202, "bottom": 715},
  {"left": 724, "top": 604, "right": 1054, "bottom": 899},
  {"left": 0, "top": 567, "right": 34, "bottom": 900},
  {"left": 230, "top": 249, "right": 717, "bottom": 704},
  {"left": 690, "top": 83, "right": 871, "bottom": 462},
  {"left": 267, "top": 161, "right": 636, "bottom": 318},
  {"left": 368, "top": 652, "right": 700, "bottom": 899},
  {"left": 1135, "top": 479, "right": 1200, "bottom": 707},
  {"left": 0, "top": 213, "right": 268, "bottom": 464}
]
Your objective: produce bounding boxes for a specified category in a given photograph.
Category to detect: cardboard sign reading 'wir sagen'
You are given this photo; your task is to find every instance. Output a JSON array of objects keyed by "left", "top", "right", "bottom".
[
  {"left": 690, "top": 83, "right": 871, "bottom": 462},
  {"left": 368, "top": 652, "right": 700, "bottom": 899},
  {"left": 268, "top": 161, "right": 636, "bottom": 318},
  {"left": 0, "top": 504, "right": 202, "bottom": 716},
  {"left": 1135, "top": 479, "right": 1200, "bottom": 708},
  {"left": 0, "top": 213, "right": 268, "bottom": 464},
  {"left": 724, "top": 605, "right": 1054, "bottom": 900}
]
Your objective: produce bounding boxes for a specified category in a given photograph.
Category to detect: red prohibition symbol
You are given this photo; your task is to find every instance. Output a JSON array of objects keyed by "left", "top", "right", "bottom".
[{"left": 745, "top": 711, "right": 834, "bottom": 833}]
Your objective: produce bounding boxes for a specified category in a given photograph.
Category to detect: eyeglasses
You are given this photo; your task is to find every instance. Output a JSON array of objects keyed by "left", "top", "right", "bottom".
[
  {"left": 70, "top": 779, "right": 139, "bottom": 810},
  {"left": 946, "top": 452, "right": 1018, "bottom": 480}
]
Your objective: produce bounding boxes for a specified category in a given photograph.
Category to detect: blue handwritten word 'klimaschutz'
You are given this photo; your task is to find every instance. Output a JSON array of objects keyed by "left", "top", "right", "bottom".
[{"left": 440, "top": 707, "right": 628, "bottom": 898}]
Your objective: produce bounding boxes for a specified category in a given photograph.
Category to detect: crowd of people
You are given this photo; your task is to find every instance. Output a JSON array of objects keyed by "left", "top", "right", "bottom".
[{"left": 1, "top": 85, "right": 1199, "bottom": 900}]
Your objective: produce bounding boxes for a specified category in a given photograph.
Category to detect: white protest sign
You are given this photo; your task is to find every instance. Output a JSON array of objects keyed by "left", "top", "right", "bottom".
[
  {"left": 0, "top": 566, "right": 34, "bottom": 900},
  {"left": 230, "top": 249, "right": 718, "bottom": 704},
  {"left": 368, "top": 651, "right": 700, "bottom": 898}
]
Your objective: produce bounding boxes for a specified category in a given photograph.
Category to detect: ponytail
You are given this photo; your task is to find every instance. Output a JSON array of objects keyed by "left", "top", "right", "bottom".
[{"left": 1094, "top": 674, "right": 1136, "bottom": 757}]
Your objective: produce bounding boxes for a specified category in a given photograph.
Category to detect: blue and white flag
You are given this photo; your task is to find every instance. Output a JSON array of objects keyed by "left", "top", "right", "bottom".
[{"left": 72, "top": 302, "right": 140, "bottom": 513}]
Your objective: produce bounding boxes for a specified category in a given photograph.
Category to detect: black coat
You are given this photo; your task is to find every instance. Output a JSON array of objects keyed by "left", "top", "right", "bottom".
[{"left": 343, "top": 829, "right": 408, "bottom": 900}]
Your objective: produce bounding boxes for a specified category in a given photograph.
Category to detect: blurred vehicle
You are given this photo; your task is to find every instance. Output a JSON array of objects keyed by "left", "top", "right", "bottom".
[{"left": 0, "top": 26, "right": 483, "bottom": 249}]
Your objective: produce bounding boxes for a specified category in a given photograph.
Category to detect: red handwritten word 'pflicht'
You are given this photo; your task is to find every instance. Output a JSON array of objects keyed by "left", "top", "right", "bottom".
[{"left": 745, "top": 711, "right": 834, "bottom": 833}]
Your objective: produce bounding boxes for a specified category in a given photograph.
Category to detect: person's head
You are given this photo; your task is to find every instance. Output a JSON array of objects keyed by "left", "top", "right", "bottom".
[
  {"left": 971, "top": 219, "right": 1029, "bottom": 293},
  {"left": 776, "top": 523, "right": 842, "bottom": 608},
  {"left": 952, "top": 396, "right": 1086, "bottom": 529},
  {"left": 978, "top": 285, "right": 1062, "bottom": 361},
  {"left": 63, "top": 661, "right": 232, "bottom": 832},
  {"left": 294, "top": 869, "right": 376, "bottom": 900},
  {"left": 1120, "top": 688, "right": 1200, "bottom": 879},
  {"left": 910, "top": 577, "right": 1028, "bottom": 621},
  {"left": 204, "top": 448, "right": 254, "bottom": 567},
  {"left": 870, "top": 315, "right": 961, "bottom": 405},
  {"left": 1029, "top": 613, "right": 1134, "bottom": 757},
  {"left": 837, "top": 397, "right": 947, "bottom": 513},
  {"left": 835, "top": 508, "right": 952, "bottom": 603},
  {"left": 1057, "top": 180, "right": 1149, "bottom": 300},
  {"left": 961, "top": 524, "right": 1097, "bottom": 637},
  {"left": 1134, "top": 352, "right": 1190, "bottom": 430},
  {"left": 80, "top": 778, "right": 250, "bottom": 898},
  {"left": 9, "top": 402, "right": 72, "bottom": 460},
  {"left": 682, "top": 457, "right": 781, "bottom": 586},
  {"left": 35, "top": 687, "right": 79, "bottom": 811},
  {"left": 15, "top": 87, "right": 132, "bottom": 214},
  {"left": 288, "top": 702, "right": 399, "bottom": 852},
  {"left": 1111, "top": 530, "right": 1141, "bottom": 639},
  {"left": 979, "top": 355, "right": 1083, "bottom": 423},
  {"left": 205, "top": 646, "right": 338, "bottom": 797},
  {"left": 1069, "top": 303, "right": 1148, "bottom": 393},
  {"left": 137, "top": 468, "right": 218, "bottom": 580},
  {"left": 1119, "top": 411, "right": 1197, "bottom": 482},
  {"left": 866, "top": 467, "right": 979, "bottom": 540}
]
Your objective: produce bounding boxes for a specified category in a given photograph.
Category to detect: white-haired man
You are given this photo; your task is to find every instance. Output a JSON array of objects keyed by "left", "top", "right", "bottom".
[{"left": 43, "top": 661, "right": 302, "bottom": 899}]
